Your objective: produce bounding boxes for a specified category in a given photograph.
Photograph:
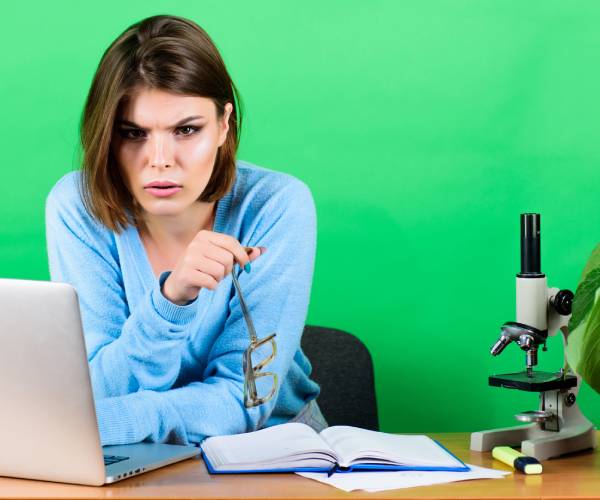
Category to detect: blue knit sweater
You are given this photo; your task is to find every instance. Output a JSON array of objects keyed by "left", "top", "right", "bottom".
[{"left": 45, "top": 160, "right": 320, "bottom": 446}]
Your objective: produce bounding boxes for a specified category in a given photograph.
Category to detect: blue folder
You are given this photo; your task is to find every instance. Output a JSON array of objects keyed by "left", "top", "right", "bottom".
[{"left": 201, "top": 440, "right": 470, "bottom": 475}]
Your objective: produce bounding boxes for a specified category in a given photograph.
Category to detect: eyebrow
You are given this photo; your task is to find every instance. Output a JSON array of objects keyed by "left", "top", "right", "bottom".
[{"left": 116, "top": 115, "right": 205, "bottom": 130}]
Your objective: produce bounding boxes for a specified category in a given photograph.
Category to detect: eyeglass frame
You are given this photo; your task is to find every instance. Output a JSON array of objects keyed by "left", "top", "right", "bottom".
[{"left": 231, "top": 265, "right": 278, "bottom": 408}]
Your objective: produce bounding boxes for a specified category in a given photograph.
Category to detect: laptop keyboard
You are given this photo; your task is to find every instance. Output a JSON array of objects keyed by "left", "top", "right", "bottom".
[{"left": 104, "top": 454, "right": 129, "bottom": 466}]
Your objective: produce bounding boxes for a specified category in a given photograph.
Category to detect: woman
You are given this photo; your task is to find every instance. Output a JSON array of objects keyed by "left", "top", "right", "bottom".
[{"left": 45, "top": 14, "right": 327, "bottom": 446}]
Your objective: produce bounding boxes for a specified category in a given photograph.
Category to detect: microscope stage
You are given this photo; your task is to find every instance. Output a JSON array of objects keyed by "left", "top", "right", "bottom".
[{"left": 489, "top": 371, "right": 577, "bottom": 391}]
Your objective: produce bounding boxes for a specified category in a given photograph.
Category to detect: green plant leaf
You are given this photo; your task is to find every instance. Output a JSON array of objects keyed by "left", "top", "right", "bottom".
[
  {"left": 569, "top": 267, "right": 600, "bottom": 332},
  {"left": 578, "top": 292, "right": 600, "bottom": 394},
  {"left": 566, "top": 319, "right": 587, "bottom": 373},
  {"left": 565, "top": 243, "right": 600, "bottom": 382},
  {"left": 579, "top": 243, "right": 600, "bottom": 281}
]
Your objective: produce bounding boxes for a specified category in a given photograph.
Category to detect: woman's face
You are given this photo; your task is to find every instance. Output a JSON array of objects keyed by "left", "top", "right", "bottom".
[{"left": 112, "top": 87, "right": 233, "bottom": 218}]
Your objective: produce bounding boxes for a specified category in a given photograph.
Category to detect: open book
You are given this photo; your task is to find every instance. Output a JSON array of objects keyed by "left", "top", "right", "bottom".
[{"left": 201, "top": 423, "right": 469, "bottom": 474}]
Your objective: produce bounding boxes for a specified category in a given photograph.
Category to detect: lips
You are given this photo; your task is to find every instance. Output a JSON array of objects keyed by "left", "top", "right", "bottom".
[
  {"left": 144, "top": 180, "right": 182, "bottom": 189},
  {"left": 143, "top": 180, "right": 183, "bottom": 198}
]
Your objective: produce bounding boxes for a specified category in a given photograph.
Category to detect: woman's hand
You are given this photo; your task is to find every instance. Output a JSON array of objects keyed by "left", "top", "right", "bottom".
[{"left": 162, "top": 230, "right": 266, "bottom": 305}]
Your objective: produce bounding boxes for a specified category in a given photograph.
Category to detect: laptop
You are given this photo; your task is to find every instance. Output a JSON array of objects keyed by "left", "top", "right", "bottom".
[{"left": 0, "top": 278, "right": 200, "bottom": 485}]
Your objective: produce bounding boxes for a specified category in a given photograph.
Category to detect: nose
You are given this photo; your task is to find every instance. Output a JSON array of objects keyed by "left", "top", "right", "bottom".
[{"left": 149, "top": 133, "right": 173, "bottom": 169}]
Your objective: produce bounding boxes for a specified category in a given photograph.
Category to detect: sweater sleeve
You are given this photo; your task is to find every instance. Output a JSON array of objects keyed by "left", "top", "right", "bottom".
[
  {"left": 93, "top": 177, "right": 317, "bottom": 446},
  {"left": 45, "top": 174, "right": 199, "bottom": 398}
]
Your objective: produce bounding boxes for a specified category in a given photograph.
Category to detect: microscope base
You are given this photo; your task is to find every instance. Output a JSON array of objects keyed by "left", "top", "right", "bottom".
[
  {"left": 470, "top": 389, "right": 597, "bottom": 460},
  {"left": 470, "top": 422, "right": 596, "bottom": 461}
]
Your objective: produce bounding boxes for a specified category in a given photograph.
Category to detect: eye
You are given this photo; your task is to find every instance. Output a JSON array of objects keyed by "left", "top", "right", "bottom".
[
  {"left": 176, "top": 125, "right": 201, "bottom": 136},
  {"left": 118, "top": 128, "right": 146, "bottom": 140}
]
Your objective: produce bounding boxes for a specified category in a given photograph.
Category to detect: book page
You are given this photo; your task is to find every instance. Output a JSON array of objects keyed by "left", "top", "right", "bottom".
[
  {"left": 202, "top": 422, "right": 338, "bottom": 471},
  {"left": 320, "top": 426, "right": 464, "bottom": 468}
]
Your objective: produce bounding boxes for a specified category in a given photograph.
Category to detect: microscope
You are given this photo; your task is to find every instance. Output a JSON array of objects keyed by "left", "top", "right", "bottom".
[{"left": 470, "top": 213, "right": 597, "bottom": 460}]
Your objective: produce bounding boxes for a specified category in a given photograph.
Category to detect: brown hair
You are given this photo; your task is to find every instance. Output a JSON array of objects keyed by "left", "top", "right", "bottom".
[{"left": 78, "top": 14, "right": 243, "bottom": 232}]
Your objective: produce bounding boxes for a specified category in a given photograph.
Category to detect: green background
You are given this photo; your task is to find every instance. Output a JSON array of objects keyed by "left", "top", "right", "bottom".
[{"left": 2, "top": 0, "right": 600, "bottom": 433}]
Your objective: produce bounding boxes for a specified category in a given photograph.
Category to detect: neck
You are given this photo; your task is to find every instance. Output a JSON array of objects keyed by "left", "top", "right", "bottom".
[{"left": 138, "top": 201, "right": 216, "bottom": 247}]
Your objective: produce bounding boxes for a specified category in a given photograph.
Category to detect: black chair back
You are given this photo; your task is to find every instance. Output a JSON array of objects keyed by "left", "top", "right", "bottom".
[{"left": 301, "top": 325, "right": 379, "bottom": 431}]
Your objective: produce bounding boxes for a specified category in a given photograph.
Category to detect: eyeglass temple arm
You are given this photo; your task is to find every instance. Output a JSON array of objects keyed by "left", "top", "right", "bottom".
[{"left": 231, "top": 267, "right": 258, "bottom": 343}]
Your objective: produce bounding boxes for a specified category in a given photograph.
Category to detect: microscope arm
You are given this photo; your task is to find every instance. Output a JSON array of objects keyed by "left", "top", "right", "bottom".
[
  {"left": 547, "top": 287, "right": 579, "bottom": 377},
  {"left": 547, "top": 287, "right": 571, "bottom": 338}
]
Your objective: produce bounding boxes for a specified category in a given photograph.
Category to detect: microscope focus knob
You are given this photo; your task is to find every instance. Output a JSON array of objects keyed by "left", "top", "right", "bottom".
[{"left": 552, "top": 289, "right": 574, "bottom": 316}]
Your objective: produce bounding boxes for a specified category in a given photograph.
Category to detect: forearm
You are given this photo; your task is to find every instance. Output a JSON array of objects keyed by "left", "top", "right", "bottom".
[
  {"left": 95, "top": 379, "right": 247, "bottom": 446},
  {"left": 87, "top": 273, "right": 199, "bottom": 398}
]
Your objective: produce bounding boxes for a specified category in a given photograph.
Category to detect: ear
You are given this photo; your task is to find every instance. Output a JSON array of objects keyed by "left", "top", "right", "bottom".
[{"left": 218, "top": 102, "right": 233, "bottom": 147}]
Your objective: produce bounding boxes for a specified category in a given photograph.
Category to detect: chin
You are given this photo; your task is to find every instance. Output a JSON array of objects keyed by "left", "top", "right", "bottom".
[{"left": 139, "top": 199, "right": 187, "bottom": 218}]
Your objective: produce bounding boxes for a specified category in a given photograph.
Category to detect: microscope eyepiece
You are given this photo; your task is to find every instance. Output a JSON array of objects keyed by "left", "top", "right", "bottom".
[{"left": 519, "top": 213, "right": 544, "bottom": 278}]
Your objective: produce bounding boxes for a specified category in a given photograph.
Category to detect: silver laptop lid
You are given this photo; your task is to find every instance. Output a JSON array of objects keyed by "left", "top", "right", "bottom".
[{"left": 0, "top": 278, "right": 105, "bottom": 485}]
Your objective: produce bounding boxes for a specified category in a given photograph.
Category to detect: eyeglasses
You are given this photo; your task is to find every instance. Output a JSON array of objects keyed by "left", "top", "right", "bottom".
[{"left": 231, "top": 266, "right": 278, "bottom": 408}]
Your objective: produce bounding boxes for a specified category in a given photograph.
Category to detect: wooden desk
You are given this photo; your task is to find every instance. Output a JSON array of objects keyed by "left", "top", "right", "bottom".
[{"left": 0, "top": 432, "right": 598, "bottom": 499}]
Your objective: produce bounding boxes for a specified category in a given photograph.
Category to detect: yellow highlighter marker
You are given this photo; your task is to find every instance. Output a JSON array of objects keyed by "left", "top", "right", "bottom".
[{"left": 492, "top": 446, "right": 543, "bottom": 474}]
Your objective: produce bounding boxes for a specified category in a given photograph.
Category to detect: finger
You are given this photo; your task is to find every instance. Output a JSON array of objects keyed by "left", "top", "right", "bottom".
[
  {"left": 204, "top": 245, "right": 235, "bottom": 275},
  {"left": 244, "top": 246, "right": 267, "bottom": 254},
  {"left": 245, "top": 246, "right": 263, "bottom": 261},
  {"left": 187, "top": 269, "right": 219, "bottom": 291},
  {"left": 193, "top": 256, "right": 227, "bottom": 282},
  {"left": 208, "top": 233, "right": 249, "bottom": 267}
]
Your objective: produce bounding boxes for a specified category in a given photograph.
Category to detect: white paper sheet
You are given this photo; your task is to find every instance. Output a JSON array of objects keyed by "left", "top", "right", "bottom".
[{"left": 296, "top": 464, "right": 511, "bottom": 492}]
